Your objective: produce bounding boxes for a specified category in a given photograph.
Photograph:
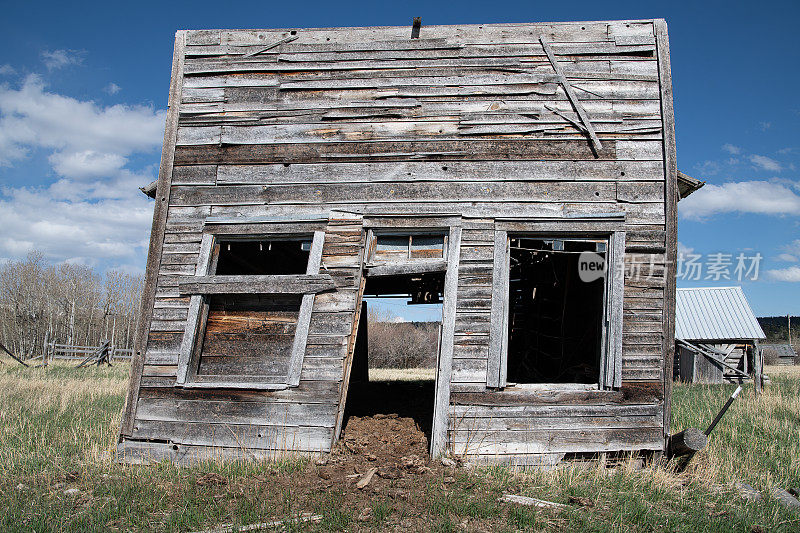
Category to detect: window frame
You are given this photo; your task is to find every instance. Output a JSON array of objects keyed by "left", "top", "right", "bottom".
[
  {"left": 175, "top": 228, "right": 327, "bottom": 390},
  {"left": 487, "top": 220, "right": 625, "bottom": 390}
]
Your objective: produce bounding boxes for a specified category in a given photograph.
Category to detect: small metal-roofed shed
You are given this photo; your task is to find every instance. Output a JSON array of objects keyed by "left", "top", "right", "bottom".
[{"left": 675, "top": 287, "right": 766, "bottom": 384}]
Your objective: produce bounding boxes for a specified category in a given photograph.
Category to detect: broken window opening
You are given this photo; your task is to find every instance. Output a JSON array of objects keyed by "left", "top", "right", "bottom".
[
  {"left": 506, "top": 237, "right": 607, "bottom": 385},
  {"left": 215, "top": 238, "right": 312, "bottom": 275},
  {"left": 343, "top": 273, "right": 444, "bottom": 449},
  {"left": 371, "top": 233, "right": 447, "bottom": 263},
  {"left": 177, "top": 232, "right": 323, "bottom": 389}
]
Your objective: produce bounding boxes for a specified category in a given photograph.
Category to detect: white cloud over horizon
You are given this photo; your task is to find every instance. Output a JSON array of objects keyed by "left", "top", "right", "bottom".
[
  {"left": 0, "top": 75, "right": 165, "bottom": 269},
  {"left": 679, "top": 180, "right": 800, "bottom": 220}
]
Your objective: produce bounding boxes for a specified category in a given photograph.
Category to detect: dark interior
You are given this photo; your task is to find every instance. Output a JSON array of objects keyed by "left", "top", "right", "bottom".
[
  {"left": 215, "top": 239, "right": 311, "bottom": 275},
  {"left": 507, "top": 237, "right": 606, "bottom": 384}
]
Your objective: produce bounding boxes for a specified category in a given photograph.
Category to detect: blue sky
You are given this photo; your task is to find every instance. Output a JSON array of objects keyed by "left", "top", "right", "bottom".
[{"left": 0, "top": 0, "right": 798, "bottom": 319}]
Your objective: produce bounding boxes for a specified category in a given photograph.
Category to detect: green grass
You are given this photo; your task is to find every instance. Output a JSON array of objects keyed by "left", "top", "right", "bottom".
[{"left": 0, "top": 362, "right": 799, "bottom": 531}]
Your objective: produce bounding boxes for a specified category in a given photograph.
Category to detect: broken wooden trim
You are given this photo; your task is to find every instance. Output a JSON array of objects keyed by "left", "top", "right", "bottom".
[
  {"left": 499, "top": 494, "right": 568, "bottom": 509},
  {"left": 287, "top": 230, "right": 326, "bottom": 387},
  {"left": 539, "top": 35, "right": 602, "bottom": 154},
  {"left": 243, "top": 35, "right": 299, "bottom": 57},
  {"left": 365, "top": 259, "right": 447, "bottom": 277},
  {"left": 190, "top": 512, "right": 322, "bottom": 533},
  {"left": 178, "top": 274, "right": 336, "bottom": 295}
]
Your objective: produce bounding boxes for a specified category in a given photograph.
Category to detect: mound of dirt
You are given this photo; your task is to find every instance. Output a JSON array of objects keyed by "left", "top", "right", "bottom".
[{"left": 315, "top": 414, "right": 440, "bottom": 489}]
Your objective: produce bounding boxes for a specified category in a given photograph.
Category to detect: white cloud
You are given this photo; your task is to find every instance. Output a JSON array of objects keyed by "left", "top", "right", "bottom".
[
  {"left": 677, "top": 242, "right": 694, "bottom": 257},
  {"left": 777, "top": 253, "right": 798, "bottom": 262},
  {"left": 104, "top": 83, "right": 121, "bottom": 95},
  {"left": 722, "top": 143, "right": 741, "bottom": 155},
  {"left": 0, "top": 76, "right": 165, "bottom": 268},
  {"left": 0, "top": 186, "right": 153, "bottom": 265},
  {"left": 749, "top": 154, "right": 782, "bottom": 172},
  {"left": 766, "top": 266, "right": 800, "bottom": 282},
  {"left": 693, "top": 160, "right": 721, "bottom": 176},
  {"left": 0, "top": 75, "right": 165, "bottom": 168},
  {"left": 41, "top": 49, "right": 84, "bottom": 70},
  {"left": 679, "top": 180, "right": 800, "bottom": 220},
  {"left": 49, "top": 150, "right": 127, "bottom": 180},
  {"left": 0, "top": 64, "right": 15, "bottom": 76},
  {"left": 760, "top": 121, "right": 772, "bottom": 131}
]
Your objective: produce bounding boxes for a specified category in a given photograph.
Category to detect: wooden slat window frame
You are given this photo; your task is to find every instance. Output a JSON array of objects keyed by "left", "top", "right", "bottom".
[
  {"left": 487, "top": 223, "right": 625, "bottom": 390},
  {"left": 175, "top": 230, "right": 326, "bottom": 390},
  {"left": 366, "top": 230, "right": 449, "bottom": 265}
]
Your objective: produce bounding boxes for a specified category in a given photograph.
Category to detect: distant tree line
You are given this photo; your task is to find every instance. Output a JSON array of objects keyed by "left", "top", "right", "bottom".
[
  {"left": 366, "top": 306, "right": 440, "bottom": 369},
  {"left": 758, "top": 316, "right": 799, "bottom": 345},
  {"left": 0, "top": 252, "right": 144, "bottom": 358}
]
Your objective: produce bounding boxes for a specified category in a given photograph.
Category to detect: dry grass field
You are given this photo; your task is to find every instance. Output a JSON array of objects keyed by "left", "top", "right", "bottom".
[{"left": 0, "top": 362, "right": 798, "bottom": 531}]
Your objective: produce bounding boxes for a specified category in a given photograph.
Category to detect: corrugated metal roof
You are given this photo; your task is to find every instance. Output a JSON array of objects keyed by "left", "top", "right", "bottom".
[{"left": 675, "top": 287, "right": 765, "bottom": 341}]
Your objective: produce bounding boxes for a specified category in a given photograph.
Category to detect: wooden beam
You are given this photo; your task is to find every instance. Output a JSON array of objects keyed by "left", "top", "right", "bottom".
[
  {"left": 119, "top": 31, "right": 186, "bottom": 439},
  {"left": 365, "top": 259, "right": 447, "bottom": 277},
  {"left": 655, "top": 18, "right": 678, "bottom": 448},
  {"left": 287, "top": 230, "right": 326, "bottom": 387},
  {"left": 487, "top": 230, "right": 508, "bottom": 388},
  {"left": 430, "top": 223, "right": 462, "bottom": 457},
  {"left": 177, "top": 233, "right": 215, "bottom": 385},
  {"left": 538, "top": 35, "right": 602, "bottom": 154},
  {"left": 178, "top": 274, "right": 336, "bottom": 295}
]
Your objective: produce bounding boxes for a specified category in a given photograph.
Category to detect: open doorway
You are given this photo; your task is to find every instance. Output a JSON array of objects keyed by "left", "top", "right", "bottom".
[{"left": 342, "top": 272, "right": 444, "bottom": 448}]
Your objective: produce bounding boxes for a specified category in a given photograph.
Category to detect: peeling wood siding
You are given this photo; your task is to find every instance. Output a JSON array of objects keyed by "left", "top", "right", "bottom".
[{"left": 119, "top": 19, "right": 673, "bottom": 463}]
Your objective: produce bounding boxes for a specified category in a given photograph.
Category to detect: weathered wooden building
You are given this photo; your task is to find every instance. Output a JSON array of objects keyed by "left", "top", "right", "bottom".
[
  {"left": 675, "top": 287, "right": 766, "bottom": 385},
  {"left": 119, "top": 19, "right": 686, "bottom": 465}
]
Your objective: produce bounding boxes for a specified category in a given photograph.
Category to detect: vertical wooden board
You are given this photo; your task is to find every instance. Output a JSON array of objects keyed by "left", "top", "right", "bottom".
[
  {"left": 120, "top": 31, "right": 187, "bottom": 438},
  {"left": 610, "top": 231, "right": 626, "bottom": 388},
  {"left": 176, "top": 233, "right": 215, "bottom": 385},
  {"left": 431, "top": 224, "right": 462, "bottom": 457},
  {"left": 288, "top": 230, "right": 327, "bottom": 387},
  {"left": 487, "top": 230, "right": 508, "bottom": 388},
  {"left": 655, "top": 18, "right": 677, "bottom": 445}
]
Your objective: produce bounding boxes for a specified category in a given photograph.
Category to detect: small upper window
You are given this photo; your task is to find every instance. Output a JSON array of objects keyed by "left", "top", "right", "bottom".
[
  {"left": 215, "top": 238, "right": 312, "bottom": 275},
  {"left": 372, "top": 233, "right": 446, "bottom": 263}
]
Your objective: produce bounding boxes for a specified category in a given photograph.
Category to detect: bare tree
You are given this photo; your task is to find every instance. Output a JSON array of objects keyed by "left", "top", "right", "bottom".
[{"left": 0, "top": 252, "right": 144, "bottom": 358}]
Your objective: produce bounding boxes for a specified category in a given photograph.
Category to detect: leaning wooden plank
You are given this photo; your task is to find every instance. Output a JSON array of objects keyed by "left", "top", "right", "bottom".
[
  {"left": 0, "top": 342, "right": 29, "bottom": 367},
  {"left": 287, "top": 230, "right": 326, "bottom": 387},
  {"left": 539, "top": 36, "right": 602, "bottom": 153},
  {"left": 430, "top": 224, "right": 462, "bottom": 457},
  {"left": 119, "top": 31, "right": 187, "bottom": 438},
  {"left": 190, "top": 513, "right": 323, "bottom": 533},
  {"left": 178, "top": 274, "right": 336, "bottom": 295}
]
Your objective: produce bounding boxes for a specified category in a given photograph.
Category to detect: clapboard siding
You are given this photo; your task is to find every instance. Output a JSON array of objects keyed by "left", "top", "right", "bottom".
[{"left": 120, "top": 20, "right": 674, "bottom": 464}]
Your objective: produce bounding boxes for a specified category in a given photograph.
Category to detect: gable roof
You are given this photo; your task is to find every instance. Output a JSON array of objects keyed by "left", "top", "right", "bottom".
[{"left": 675, "top": 287, "right": 765, "bottom": 341}]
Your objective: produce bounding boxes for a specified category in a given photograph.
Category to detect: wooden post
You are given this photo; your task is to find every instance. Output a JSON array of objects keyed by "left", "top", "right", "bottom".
[
  {"left": 668, "top": 428, "right": 707, "bottom": 458},
  {"left": 754, "top": 341, "right": 762, "bottom": 395}
]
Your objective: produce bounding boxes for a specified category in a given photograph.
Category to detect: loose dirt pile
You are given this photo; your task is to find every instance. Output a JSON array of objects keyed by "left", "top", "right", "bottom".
[{"left": 316, "top": 414, "right": 442, "bottom": 490}]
